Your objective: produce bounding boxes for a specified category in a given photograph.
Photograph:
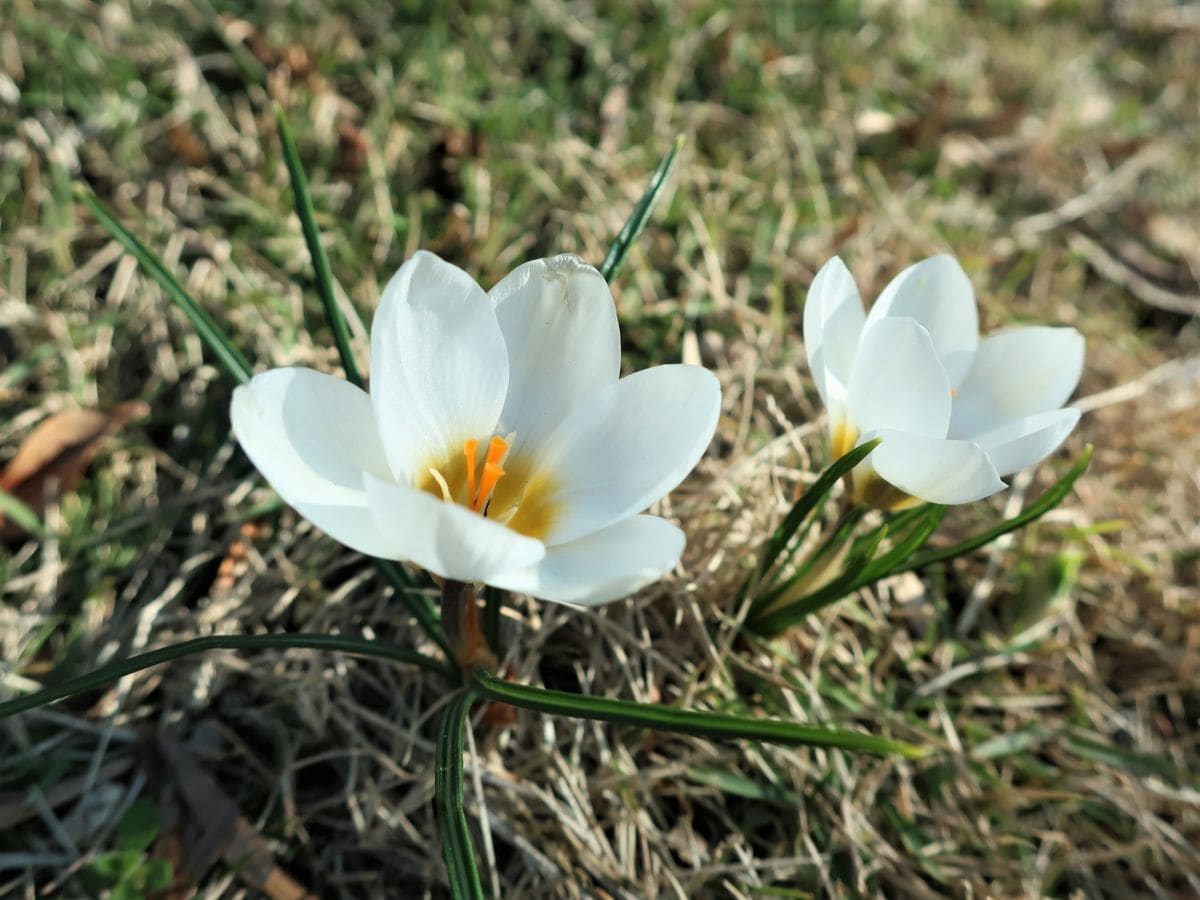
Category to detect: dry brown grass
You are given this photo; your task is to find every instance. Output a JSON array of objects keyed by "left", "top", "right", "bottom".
[{"left": 1, "top": 0, "right": 1198, "bottom": 896}]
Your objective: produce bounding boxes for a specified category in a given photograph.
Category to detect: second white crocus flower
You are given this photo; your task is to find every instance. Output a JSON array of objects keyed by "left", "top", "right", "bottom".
[
  {"left": 231, "top": 252, "right": 721, "bottom": 607},
  {"left": 803, "top": 254, "right": 1084, "bottom": 507}
]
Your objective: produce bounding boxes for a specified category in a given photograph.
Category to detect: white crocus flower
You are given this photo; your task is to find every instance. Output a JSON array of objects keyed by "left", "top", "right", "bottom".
[
  {"left": 803, "top": 254, "right": 1083, "bottom": 508},
  {"left": 231, "top": 252, "right": 720, "bottom": 606}
]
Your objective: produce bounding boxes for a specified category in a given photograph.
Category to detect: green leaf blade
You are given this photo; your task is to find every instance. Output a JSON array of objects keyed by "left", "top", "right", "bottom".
[
  {"left": 0, "top": 633, "right": 455, "bottom": 720},
  {"left": 472, "top": 670, "right": 925, "bottom": 759},
  {"left": 748, "top": 507, "right": 945, "bottom": 634},
  {"left": 861, "top": 504, "right": 946, "bottom": 581},
  {"left": 78, "top": 183, "right": 449, "bottom": 658},
  {"left": 274, "top": 105, "right": 364, "bottom": 388},
  {"left": 115, "top": 798, "right": 160, "bottom": 853},
  {"left": 599, "top": 135, "right": 684, "bottom": 282},
  {"left": 742, "top": 439, "right": 880, "bottom": 615},
  {"left": 0, "top": 488, "right": 46, "bottom": 537},
  {"left": 750, "top": 504, "right": 869, "bottom": 618},
  {"left": 76, "top": 185, "right": 254, "bottom": 385},
  {"left": 903, "top": 446, "right": 1093, "bottom": 572},
  {"left": 436, "top": 690, "right": 486, "bottom": 900}
]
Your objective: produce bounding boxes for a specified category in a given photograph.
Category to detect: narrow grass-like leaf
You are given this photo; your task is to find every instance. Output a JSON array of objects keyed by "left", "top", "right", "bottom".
[
  {"left": 471, "top": 669, "right": 925, "bottom": 758},
  {"left": 436, "top": 690, "right": 485, "bottom": 900},
  {"left": 842, "top": 519, "right": 891, "bottom": 572},
  {"left": 860, "top": 505, "right": 946, "bottom": 581},
  {"left": 748, "top": 573, "right": 856, "bottom": 636},
  {"left": 599, "top": 135, "right": 684, "bottom": 281},
  {"left": 741, "top": 440, "right": 879, "bottom": 612},
  {"left": 750, "top": 505, "right": 867, "bottom": 616},
  {"left": 0, "top": 488, "right": 46, "bottom": 537},
  {"left": 902, "top": 446, "right": 1092, "bottom": 572},
  {"left": 1063, "top": 728, "right": 1188, "bottom": 781},
  {"left": 750, "top": 506, "right": 946, "bottom": 634},
  {"left": 748, "top": 526, "right": 888, "bottom": 635},
  {"left": 0, "top": 633, "right": 456, "bottom": 720},
  {"left": 759, "top": 440, "right": 879, "bottom": 579},
  {"left": 971, "top": 726, "right": 1053, "bottom": 761},
  {"left": 274, "top": 111, "right": 450, "bottom": 652},
  {"left": 275, "top": 105, "right": 364, "bottom": 387},
  {"left": 849, "top": 503, "right": 935, "bottom": 562},
  {"left": 746, "top": 887, "right": 815, "bottom": 899},
  {"left": 79, "top": 187, "right": 449, "bottom": 658},
  {"left": 76, "top": 185, "right": 254, "bottom": 385},
  {"left": 686, "top": 767, "right": 799, "bottom": 804},
  {"left": 750, "top": 451, "right": 1088, "bottom": 635}
]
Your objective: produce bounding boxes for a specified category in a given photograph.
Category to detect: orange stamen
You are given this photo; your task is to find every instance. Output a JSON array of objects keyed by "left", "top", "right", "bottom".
[
  {"left": 463, "top": 438, "right": 479, "bottom": 506},
  {"left": 471, "top": 436, "right": 508, "bottom": 513}
]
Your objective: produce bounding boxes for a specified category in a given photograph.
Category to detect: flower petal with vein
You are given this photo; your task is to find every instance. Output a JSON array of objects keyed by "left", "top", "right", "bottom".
[
  {"left": 803, "top": 255, "right": 1084, "bottom": 507},
  {"left": 231, "top": 252, "right": 721, "bottom": 606}
]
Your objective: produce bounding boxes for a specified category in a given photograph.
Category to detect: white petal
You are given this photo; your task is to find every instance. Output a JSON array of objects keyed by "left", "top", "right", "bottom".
[
  {"left": 369, "top": 251, "right": 508, "bottom": 479},
  {"left": 870, "top": 429, "right": 1006, "bottom": 504},
  {"left": 363, "top": 474, "right": 545, "bottom": 583},
  {"left": 489, "top": 255, "right": 621, "bottom": 453},
  {"left": 802, "top": 257, "right": 865, "bottom": 421},
  {"left": 533, "top": 364, "right": 720, "bottom": 545},
  {"left": 846, "top": 317, "right": 951, "bottom": 438},
  {"left": 489, "top": 514, "right": 685, "bottom": 606},
  {"left": 230, "top": 368, "right": 398, "bottom": 557},
  {"left": 866, "top": 255, "right": 979, "bottom": 386},
  {"left": 974, "top": 408, "right": 1081, "bottom": 477},
  {"left": 949, "top": 327, "right": 1085, "bottom": 438}
]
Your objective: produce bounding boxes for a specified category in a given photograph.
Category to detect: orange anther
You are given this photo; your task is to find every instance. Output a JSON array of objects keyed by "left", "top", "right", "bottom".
[
  {"left": 471, "top": 436, "right": 509, "bottom": 513},
  {"left": 484, "top": 435, "right": 508, "bottom": 468}
]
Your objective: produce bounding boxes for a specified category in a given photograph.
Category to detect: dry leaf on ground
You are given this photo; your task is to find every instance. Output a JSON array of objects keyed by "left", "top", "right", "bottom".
[
  {"left": 154, "top": 734, "right": 315, "bottom": 900},
  {"left": 0, "top": 401, "right": 148, "bottom": 538}
]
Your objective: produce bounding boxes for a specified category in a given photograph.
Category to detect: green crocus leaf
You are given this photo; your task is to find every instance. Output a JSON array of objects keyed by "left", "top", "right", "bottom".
[
  {"left": 0, "top": 633, "right": 454, "bottom": 720},
  {"left": 436, "top": 690, "right": 486, "bottom": 900},
  {"left": 471, "top": 669, "right": 925, "bottom": 759},
  {"left": 599, "top": 136, "right": 683, "bottom": 281},
  {"left": 275, "top": 104, "right": 365, "bottom": 388}
]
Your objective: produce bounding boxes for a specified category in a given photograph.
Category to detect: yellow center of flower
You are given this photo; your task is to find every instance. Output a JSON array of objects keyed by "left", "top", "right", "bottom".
[
  {"left": 831, "top": 418, "right": 919, "bottom": 511},
  {"left": 417, "top": 435, "right": 560, "bottom": 540},
  {"left": 852, "top": 469, "right": 921, "bottom": 511},
  {"left": 831, "top": 418, "right": 858, "bottom": 460}
]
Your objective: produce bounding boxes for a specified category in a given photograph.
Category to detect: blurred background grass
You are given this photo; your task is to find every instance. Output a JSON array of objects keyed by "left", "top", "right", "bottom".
[{"left": 1, "top": 0, "right": 1198, "bottom": 896}]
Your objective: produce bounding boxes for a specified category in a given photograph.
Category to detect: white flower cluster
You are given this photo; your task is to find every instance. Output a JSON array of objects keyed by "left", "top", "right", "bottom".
[{"left": 232, "top": 251, "right": 1083, "bottom": 605}]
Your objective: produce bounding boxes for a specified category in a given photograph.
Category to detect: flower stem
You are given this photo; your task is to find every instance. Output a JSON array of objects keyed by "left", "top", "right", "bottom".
[{"left": 441, "top": 581, "right": 498, "bottom": 674}]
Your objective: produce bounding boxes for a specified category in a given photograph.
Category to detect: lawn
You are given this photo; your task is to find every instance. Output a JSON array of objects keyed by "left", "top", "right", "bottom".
[{"left": 1, "top": 0, "right": 1198, "bottom": 896}]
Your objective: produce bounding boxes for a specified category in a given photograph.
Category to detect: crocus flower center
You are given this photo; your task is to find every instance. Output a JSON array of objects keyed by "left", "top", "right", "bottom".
[
  {"left": 463, "top": 436, "right": 508, "bottom": 513},
  {"left": 416, "top": 434, "right": 560, "bottom": 540},
  {"left": 852, "top": 468, "right": 922, "bottom": 511},
  {"left": 831, "top": 418, "right": 858, "bottom": 460},
  {"left": 831, "top": 420, "right": 920, "bottom": 511}
]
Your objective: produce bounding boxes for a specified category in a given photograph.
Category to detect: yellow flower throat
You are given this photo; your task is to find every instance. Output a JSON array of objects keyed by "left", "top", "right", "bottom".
[
  {"left": 417, "top": 435, "right": 559, "bottom": 540},
  {"left": 832, "top": 418, "right": 918, "bottom": 510}
]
